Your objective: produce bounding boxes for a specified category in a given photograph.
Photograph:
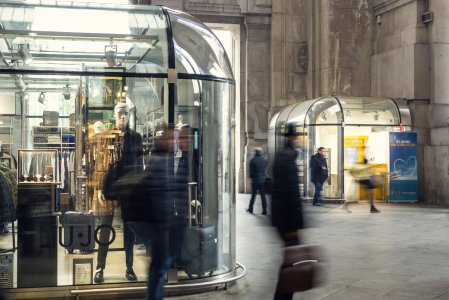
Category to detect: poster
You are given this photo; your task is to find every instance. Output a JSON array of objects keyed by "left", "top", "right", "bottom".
[{"left": 389, "top": 132, "right": 418, "bottom": 202}]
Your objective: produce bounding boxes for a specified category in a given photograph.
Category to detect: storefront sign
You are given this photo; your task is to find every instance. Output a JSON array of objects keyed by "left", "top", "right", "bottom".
[{"left": 389, "top": 132, "right": 418, "bottom": 202}]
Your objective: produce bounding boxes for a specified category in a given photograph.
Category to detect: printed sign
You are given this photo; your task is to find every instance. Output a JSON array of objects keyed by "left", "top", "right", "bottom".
[
  {"left": 389, "top": 132, "right": 418, "bottom": 202},
  {"left": 0, "top": 254, "right": 13, "bottom": 288}
]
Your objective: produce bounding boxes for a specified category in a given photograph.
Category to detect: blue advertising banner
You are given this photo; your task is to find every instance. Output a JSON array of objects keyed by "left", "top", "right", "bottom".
[{"left": 389, "top": 132, "right": 418, "bottom": 202}]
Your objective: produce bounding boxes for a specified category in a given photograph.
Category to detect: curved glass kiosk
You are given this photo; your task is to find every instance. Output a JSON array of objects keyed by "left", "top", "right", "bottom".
[
  {"left": 268, "top": 96, "right": 412, "bottom": 202},
  {"left": 0, "top": 1, "right": 239, "bottom": 298}
]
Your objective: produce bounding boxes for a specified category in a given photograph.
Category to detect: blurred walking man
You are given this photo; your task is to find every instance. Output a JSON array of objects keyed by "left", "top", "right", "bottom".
[{"left": 247, "top": 147, "right": 268, "bottom": 215}]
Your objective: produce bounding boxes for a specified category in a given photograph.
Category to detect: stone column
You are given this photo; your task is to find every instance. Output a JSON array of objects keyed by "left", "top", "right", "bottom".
[
  {"left": 424, "top": 0, "right": 449, "bottom": 204},
  {"left": 240, "top": 15, "right": 271, "bottom": 193}
]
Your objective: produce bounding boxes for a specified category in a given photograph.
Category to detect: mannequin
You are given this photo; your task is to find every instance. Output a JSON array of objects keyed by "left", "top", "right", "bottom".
[{"left": 93, "top": 102, "right": 143, "bottom": 283}]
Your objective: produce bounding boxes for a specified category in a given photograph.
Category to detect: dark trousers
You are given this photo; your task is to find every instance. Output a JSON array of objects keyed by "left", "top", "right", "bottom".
[
  {"left": 248, "top": 180, "right": 267, "bottom": 212},
  {"left": 274, "top": 229, "right": 301, "bottom": 300},
  {"left": 124, "top": 223, "right": 135, "bottom": 269},
  {"left": 96, "top": 213, "right": 134, "bottom": 270},
  {"left": 127, "top": 222, "right": 169, "bottom": 300},
  {"left": 96, "top": 213, "right": 114, "bottom": 270},
  {"left": 312, "top": 181, "right": 323, "bottom": 204}
]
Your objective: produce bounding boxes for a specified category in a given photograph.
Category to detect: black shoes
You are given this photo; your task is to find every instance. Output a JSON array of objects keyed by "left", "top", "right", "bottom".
[
  {"left": 94, "top": 268, "right": 104, "bottom": 283},
  {"left": 262, "top": 211, "right": 267, "bottom": 215},
  {"left": 370, "top": 206, "right": 380, "bottom": 213},
  {"left": 126, "top": 268, "right": 138, "bottom": 281},
  {"left": 246, "top": 208, "right": 253, "bottom": 214},
  {"left": 312, "top": 203, "right": 321, "bottom": 206}
]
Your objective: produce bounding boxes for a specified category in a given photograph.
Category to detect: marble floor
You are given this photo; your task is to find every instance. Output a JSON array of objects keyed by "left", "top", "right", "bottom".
[
  {"left": 168, "top": 195, "right": 449, "bottom": 300},
  {"left": 3, "top": 194, "right": 449, "bottom": 299}
]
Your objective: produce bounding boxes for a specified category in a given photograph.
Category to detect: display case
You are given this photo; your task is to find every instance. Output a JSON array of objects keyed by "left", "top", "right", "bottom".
[{"left": 18, "top": 149, "right": 58, "bottom": 183}]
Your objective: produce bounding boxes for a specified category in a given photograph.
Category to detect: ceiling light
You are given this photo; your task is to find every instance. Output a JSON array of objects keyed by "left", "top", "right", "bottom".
[
  {"left": 38, "top": 92, "right": 46, "bottom": 105},
  {"left": 105, "top": 44, "right": 117, "bottom": 67},
  {"left": 18, "top": 44, "right": 34, "bottom": 65},
  {"left": 14, "top": 75, "right": 26, "bottom": 92},
  {"left": 320, "top": 112, "right": 327, "bottom": 121},
  {"left": 373, "top": 111, "right": 379, "bottom": 121},
  {"left": 62, "top": 84, "right": 71, "bottom": 100}
]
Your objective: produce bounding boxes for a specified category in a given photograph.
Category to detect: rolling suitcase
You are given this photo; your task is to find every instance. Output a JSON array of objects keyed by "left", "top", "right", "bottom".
[
  {"left": 60, "top": 211, "right": 95, "bottom": 254},
  {"left": 182, "top": 225, "right": 218, "bottom": 279}
]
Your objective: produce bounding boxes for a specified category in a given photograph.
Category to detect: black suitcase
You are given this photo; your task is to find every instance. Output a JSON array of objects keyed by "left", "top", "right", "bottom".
[
  {"left": 60, "top": 212, "right": 95, "bottom": 254},
  {"left": 182, "top": 225, "right": 218, "bottom": 279}
]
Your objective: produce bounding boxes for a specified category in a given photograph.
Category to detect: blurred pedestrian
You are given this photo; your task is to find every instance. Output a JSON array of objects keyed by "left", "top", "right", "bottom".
[
  {"left": 310, "top": 147, "right": 328, "bottom": 206},
  {"left": 349, "top": 158, "right": 381, "bottom": 213},
  {"left": 119, "top": 126, "right": 174, "bottom": 300},
  {"left": 271, "top": 123, "right": 304, "bottom": 300},
  {"left": 247, "top": 147, "right": 268, "bottom": 215}
]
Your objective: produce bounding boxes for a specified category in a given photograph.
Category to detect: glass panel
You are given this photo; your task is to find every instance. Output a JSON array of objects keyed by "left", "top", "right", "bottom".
[
  {"left": 288, "top": 99, "right": 315, "bottom": 126},
  {"left": 200, "top": 80, "right": 235, "bottom": 276},
  {"left": 337, "top": 97, "right": 400, "bottom": 125},
  {"left": 0, "top": 3, "right": 169, "bottom": 73},
  {"left": 168, "top": 9, "right": 234, "bottom": 79},
  {"left": 305, "top": 97, "right": 342, "bottom": 125},
  {"left": 307, "top": 125, "right": 342, "bottom": 199}
]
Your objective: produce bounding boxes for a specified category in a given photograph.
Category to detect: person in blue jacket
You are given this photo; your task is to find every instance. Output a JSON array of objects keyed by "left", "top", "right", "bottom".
[
  {"left": 309, "top": 147, "right": 328, "bottom": 206},
  {"left": 247, "top": 147, "right": 268, "bottom": 215}
]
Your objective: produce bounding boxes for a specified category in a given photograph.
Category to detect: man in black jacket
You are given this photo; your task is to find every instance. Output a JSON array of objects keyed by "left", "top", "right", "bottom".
[
  {"left": 310, "top": 147, "right": 328, "bottom": 206},
  {"left": 271, "top": 123, "right": 304, "bottom": 300},
  {"left": 247, "top": 147, "right": 267, "bottom": 215}
]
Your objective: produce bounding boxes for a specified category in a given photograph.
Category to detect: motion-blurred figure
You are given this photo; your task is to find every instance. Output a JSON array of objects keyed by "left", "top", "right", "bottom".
[
  {"left": 119, "top": 126, "right": 174, "bottom": 300},
  {"left": 247, "top": 147, "right": 268, "bottom": 215},
  {"left": 348, "top": 158, "right": 381, "bottom": 213},
  {"left": 309, "top": 147, "right": 328, "bottom": 206},
  {"left": 271, "top": 123, "right": 304, "bottom": 300}
]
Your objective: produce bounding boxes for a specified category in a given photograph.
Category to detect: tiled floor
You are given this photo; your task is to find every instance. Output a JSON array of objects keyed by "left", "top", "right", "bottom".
[{"left": 168, "top": 194, "right": 449, "bottom": 300}]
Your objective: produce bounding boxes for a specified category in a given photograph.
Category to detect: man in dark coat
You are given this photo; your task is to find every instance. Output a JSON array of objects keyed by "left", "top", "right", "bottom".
[
  {"left": 121, "top": 126, "right": 173, "bottom": 300},
  {"left": 247, "top": 147, "right": 267, "bottom": 215},
  {"left": 271, "top": 123, "right": 304, "bottom": 300},
  {"left": 309, "top": 147, "right": 328, "bottom": 206}
]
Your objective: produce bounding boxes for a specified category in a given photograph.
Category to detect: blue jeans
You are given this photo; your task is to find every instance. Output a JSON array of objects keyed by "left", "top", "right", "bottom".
[
  {"left": 127, "top": 222, "right": 169, "bottom": 300},
  {"left": 313, "top": 181, "right": 323, "bottom": 205}
]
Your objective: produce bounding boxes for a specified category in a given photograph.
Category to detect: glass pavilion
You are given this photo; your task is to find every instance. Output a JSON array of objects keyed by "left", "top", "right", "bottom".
[
  {"left": 0, "top": 1, "right": 240, "bottom": 298},
  {"left": 268, "top": 96, "right": 412, "bottom": 201}
]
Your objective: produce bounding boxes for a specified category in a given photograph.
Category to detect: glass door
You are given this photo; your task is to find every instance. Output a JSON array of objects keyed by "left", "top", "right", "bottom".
[{"left": 307, "top": 125, "right": 343, "bottom": 199}]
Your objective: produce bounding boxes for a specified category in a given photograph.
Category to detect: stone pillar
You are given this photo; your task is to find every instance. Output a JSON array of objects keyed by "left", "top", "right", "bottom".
[
  {"left": 240, "top": 15, "right": 271, "bottom": 193},
  {"left": 423, "top": 0, "right": 449, "bottom": 204},
  {"left": 272, "top": 0, "right": 308, "bottom": 111},
  {"left": 371, "top": 0, "right": 431, "bottom": 202},
  {"left": 319, "top": 0, "right": 372, "bottom": 96}
]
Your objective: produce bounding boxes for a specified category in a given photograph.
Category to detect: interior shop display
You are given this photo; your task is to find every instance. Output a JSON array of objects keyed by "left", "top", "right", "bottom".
[
  {"left": 18, "top": 149, "right": 58, "bottom": 183},
  {"left": 33, "top": 126, "right": 75, "bottom": 150}
]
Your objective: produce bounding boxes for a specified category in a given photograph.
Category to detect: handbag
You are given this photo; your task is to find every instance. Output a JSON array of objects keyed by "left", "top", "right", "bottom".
[{"left": 277, "top": 244, "right": 326, "bottom": 293}]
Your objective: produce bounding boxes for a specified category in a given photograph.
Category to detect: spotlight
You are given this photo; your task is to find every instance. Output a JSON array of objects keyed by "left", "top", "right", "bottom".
[
  {"left": 320, "top": 112, "right": 327, "bottom": 121},
  {"left": 38, "top": 92, "right": 46, "bottom": 105},
  {"left": 105, "top": 44, "right": 117, "bottom": 67},
  {"left": 18, "top": 44, "right": 33, "bottom": 65},
  {"left": 62, "top": 84, "right": 71, "bottom": 100},
  {"left": 14, "top": 75, "right": 26, "bottom": 92}
]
